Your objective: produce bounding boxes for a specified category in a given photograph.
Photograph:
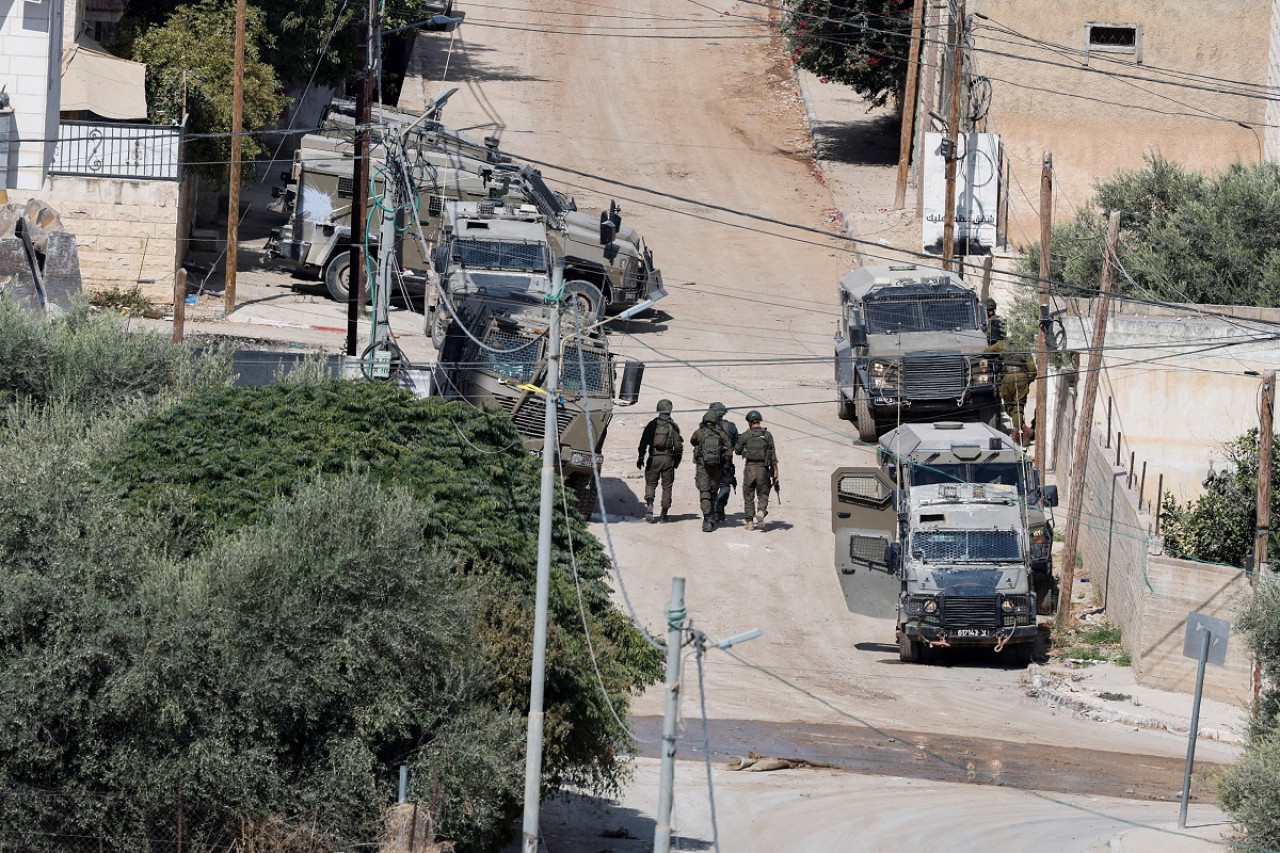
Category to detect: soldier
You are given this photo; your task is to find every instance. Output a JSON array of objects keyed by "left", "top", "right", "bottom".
[
  {"left": 710, "top": 401, "right": 739, "bottom": 523},
  {"left": 735, "top": 410, "right": 779, "bottom": 531},
  {"left": 983, "top": 297, "right": 1006, "bottom": 346},
  {"left": 690, "top": 409, "right": 732, "bottom": 532},
  {"left": 636, "top": 399, "right": 683, "bottom": 523},
  {"left": 984, "top": 326, "right": 1037, "bottom": 444}
]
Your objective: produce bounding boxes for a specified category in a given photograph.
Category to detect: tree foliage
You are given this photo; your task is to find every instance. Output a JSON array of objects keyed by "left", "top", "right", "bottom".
[
  {"left": 0, "top": 303, "right": 661, "bottom": 850},
  {"left": 1019, "top": 154, "right": 1280, "bottom": 307},
  {"left": 126, "top": 0, "right": 290, "bottom": 183},
  {"left": 780, "top": 0, "right": 913, "bottom": 108},
  {"left": 1160, "top": 429, "right": 1280, "bottom": 569}
]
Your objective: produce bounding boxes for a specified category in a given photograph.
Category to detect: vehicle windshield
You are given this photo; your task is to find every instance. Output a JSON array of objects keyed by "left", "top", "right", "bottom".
[
  {"left": 479, "top": 328, "right": 541, "bottom": 382},
  {"left": 455, "top": 238, "right": 548, "bottom": 272},
  {"left": 864, "top": 296, "right": 979, "bottom": 334},
  {"left": 913, "top": 530, "right": 1021, "bottom": 563},
  {"left": 909, "top": 462, "right": 1025, "bottom": 492},
  {"left": 561, "top": 344, "right": 611, "bottom": 395}
]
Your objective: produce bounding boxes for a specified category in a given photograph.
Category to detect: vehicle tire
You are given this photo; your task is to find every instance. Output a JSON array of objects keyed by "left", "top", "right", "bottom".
[
  {"left": 325, "top": 252, "right": 352, "bottom": 303},
  {"left": 1013, "top": 641, "right": 1035, "bottom": 666},
  {"left": 429, "top": 306, "right": 451, "bottom": 350},
  {"left": 568, "top": 472, "right": 599, "bottom": 517},
  {"left": 898, "top": 631, "right": 923, "bottom": 663},
  {"left": 1034, "top": 574, "right": 1059, "bottom": 615},
  {"left": 562, "top": 279, "right": 605, "bottom": 323},
  {"left": 855, "top": 389, "right": 877, "bottom": 444},
  {"left": 837, "top": 393, "right": 853, "bottom": 422}
]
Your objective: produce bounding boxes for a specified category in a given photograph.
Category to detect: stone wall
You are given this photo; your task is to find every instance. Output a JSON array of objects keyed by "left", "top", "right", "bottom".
[
  {"left": 1065, "top": 425, "right": 1254, "bottom": 707},
  {"left": 41, "top": 174, "right": 188, "bottom": 301}
]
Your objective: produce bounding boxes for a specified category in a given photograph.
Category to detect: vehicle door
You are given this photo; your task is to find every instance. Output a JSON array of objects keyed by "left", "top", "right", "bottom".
[{"left": 830, "top": 466, "right": 900, "bottom": 617}]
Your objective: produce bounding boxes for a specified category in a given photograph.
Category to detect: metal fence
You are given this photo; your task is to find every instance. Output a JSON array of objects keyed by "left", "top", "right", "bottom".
[{"left": 50, "top": 120, "right": 183, "bottom": 181}]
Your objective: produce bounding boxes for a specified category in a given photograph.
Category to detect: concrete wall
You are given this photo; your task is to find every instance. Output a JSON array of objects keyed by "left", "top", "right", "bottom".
[
  {"left": 969, "top": 0, "right": 1271, "bottom": 247},
  {"left": 1066, "top": 425, "right": 1254, "bottom": 706},
  {"left": 1058, "top": 299, "right": 1280, "bottom": 501},
  {"left": 0, "top": 0, "right": 63, "bottom": 191},
  {"left": 39, "top": 173, "right": 183, "bottom": 298}
]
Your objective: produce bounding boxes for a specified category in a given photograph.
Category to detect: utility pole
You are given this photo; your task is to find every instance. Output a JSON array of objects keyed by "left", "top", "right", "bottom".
[
  {"left": 1034, "top": 153, "right": 1052, "bottom": 475},
  {"left": 224, "top": 0, "right": 247, "bottom": 313},
  {"left": 521, "top": 263, "right": 564, "bottom": 853},
  {"left": 940, "top": 0, "right": 965, "bottom": 271},
  {"left": 894, "top": 0, "right": 926, "bottom": 210},
  {"left": 654, "top": 577, "right": 686, "bottom": 853},
  {"left": 1056, "top": 211, "right": 1120, "bottom": 629},
  {"left": 347, "top": 0, "right": 376, "bottom": 357},
  {"left": 1252, "top": 370, "right": 1274, "bottom": 713}
]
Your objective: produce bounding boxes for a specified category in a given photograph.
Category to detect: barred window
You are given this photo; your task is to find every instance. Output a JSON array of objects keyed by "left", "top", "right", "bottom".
[
  {"left": 561, "top": 345, "right": 610, "bottom": 395},
  {"left": 480, "top": 329, "right": 541, "bottom": 382},
  {"left": 455, "top": 239, "right": 548, "bottom": 272},
  {"left": 910, "top": 462, "right": 1024, "bottom": 490},
  {"left": 913, "top": 530, "right": 1020, "bottom": 563},
  {"left": 864, "top": 296, "right": 979, "bottom": 334},
  {"left": 1084, "top": 22, "right": 1142, "bottom": 64}
]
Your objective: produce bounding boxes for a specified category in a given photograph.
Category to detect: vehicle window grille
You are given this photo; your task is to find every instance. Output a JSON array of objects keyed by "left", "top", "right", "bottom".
[
  {"left": 480, "top": 330, "right": 540, "bottom": 382},
  {"left": 850, "top": 534, "right": 890, "bottom": 568},
  {"left": 561, "top": 345, "right": 610, "bottom": 395},
  {"left": 913, "top": 530, "right": 1020, "bottom": 562},
  {"left": 456, "top": 239, "right": 548, "bottom": 271},
  {"left": 337, "top": 176, "right": 353, "bottom": 198},
  {"left": 864, "top": 296, "right": 978, "bottom": 334}
]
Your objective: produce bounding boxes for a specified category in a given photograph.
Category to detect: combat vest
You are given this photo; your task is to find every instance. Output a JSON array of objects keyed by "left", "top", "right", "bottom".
[
  {"left": 741, "top": 428, "right": 772, "bottom": 464},
  {"left": 651, "top": 417, "right": 679, "bottom": 454}
]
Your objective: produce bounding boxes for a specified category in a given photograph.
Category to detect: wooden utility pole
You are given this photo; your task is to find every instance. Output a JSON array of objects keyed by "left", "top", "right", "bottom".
[
  {"left": 225, "top": 0, "right": 247, "bottom": 313},
  {"left": 941, "top": 0, "right": 965, "bottom": 270},
  {"left": 894, "top": 0, "right": 926, "bottom": 210},
  {"left": 1254, "top": 370, "right": 1275, "bottom": 579},
  {"left": 347, "top": 0, "right": 376, "bottom": 357},
  {"left": 1034, "top": 153, "right": 1053, "bottom": 475},
  {"left": 1056, "top": 211, "right": 1121, "bottom": 629},
  {"left": 172, "top": 268, "right": 187, "bottom": 344}
]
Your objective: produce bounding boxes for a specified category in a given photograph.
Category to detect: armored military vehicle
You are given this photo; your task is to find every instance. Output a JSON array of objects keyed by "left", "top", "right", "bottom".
[
  {"left": 431, "top": 199, "right": 632, "bottom": 508},
  {"left": 834, "top": 264, "right": 999, "bottom": 443},
  {"left": 878, "top": 421, "right": 1058, "bottom": 613},
  {"left": 830, "top": 458, "right": 1047, "bottom": 665},
  {"left": 265, "top": 98, "right": 665, "bottom": 313}
]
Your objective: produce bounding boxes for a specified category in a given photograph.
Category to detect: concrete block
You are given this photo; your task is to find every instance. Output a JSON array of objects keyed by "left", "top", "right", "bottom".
[
  {"left": 0, "top": 236, "right": 44, "bottom": 318},
  {"left": 42, "top": 231, "right": 82, "bottom": 311}
]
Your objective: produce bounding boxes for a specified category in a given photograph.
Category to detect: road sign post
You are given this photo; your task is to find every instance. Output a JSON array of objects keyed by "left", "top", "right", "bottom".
[{"left": 1178, "top": 612, "right": 1229, "bottom": 828}]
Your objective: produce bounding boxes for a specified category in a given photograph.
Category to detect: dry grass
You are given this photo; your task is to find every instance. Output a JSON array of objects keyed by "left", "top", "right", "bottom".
[{"left": 379, "top": 803, "right": 453, "bottom": 853}]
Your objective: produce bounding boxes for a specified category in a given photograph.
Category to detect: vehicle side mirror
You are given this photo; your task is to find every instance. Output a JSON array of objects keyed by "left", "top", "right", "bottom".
[
  {"left": 849, "top": 325, "right": 868, "bottom": 348},
  {"left": 884, "top": 541, "right": 901, "bottom": 569},
  {"left": 1042, "top": 485, "right": 1059, "bottom": 507},
  {"left": 599, "top": 212, "right": 617, "bottom": 246}
]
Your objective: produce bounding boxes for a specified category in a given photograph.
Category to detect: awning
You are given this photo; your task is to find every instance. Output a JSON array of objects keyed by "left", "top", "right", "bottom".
[{"left": 60, "top": 38, "right": 148, "bottom": 121}]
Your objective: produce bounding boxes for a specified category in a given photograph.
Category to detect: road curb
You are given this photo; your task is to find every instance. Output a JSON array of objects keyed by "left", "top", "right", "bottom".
[{"left": 1023, "top": 664, "right": 1242, "bottom": 744}]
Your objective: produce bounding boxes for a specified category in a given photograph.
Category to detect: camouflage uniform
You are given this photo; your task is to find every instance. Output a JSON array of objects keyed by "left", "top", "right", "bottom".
[
  {"left": 690, "top": 411, "right": 732, "bottom": 532},
  {"left": 984, "top": 339, "right": 1037, "bottom": 438},
  {"left": 710, "top": 402, "right": 739, "bottom": 523},
  {"left": 636, "top": 400, "right": 683, "bottom": 523},
  {"left": 735, "top": 411, "right": 778, "bottom": 531}
]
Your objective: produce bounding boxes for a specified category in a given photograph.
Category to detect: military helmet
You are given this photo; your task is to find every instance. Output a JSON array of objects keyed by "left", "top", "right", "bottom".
[
  {"left": 702, "top": 410, "right": 718, "bottom": 424},
  {"left": 746, "top": 410, "right": 762, "bottom": 424},
  {"left": 657, "top": 399, "right": 673, "bottom": 413},
  {"left": 710, "top": 401, "right": 727, "bottom": 416},
  {"left": 982, "top": 297, "right": 997, "bottom": 311}
]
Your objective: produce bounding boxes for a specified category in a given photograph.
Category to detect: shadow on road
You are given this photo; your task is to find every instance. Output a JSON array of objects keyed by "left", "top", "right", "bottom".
[{"left": 811, "top": 110, "right": 900, "bottom": 167}]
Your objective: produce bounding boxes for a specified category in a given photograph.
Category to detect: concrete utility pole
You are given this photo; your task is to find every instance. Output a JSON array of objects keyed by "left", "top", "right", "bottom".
[
  {"left": 1056, "top": 211, "right": 1121, "bottom": 629},
  {"left": 894, "top": 0, "right": 926, "bottom": 210},
  {"left": 521, "top": 263, "right": 564, "bottom": 853},
  {"left": 654, "top": 577, "right": 686, "bottom": 853},
  {"left": 347, "top": 0, "right": 376, "bottom": 357},
  {"left": 1034, "top": 153, "right": 1052, "bottom": 475},
  {"left": 941, "top": 0, "right": 965, "bottom": 270},
  {"left": 224, "top": 0, "right": 247, "bottom": 313}
]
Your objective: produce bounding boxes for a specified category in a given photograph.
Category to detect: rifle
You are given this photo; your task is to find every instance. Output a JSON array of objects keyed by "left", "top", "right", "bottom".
[{"left": 770, "top": 465, "right": 781, "bottom": 504}]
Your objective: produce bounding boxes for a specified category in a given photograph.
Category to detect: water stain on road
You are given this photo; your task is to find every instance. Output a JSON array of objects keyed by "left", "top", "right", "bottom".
[{"left": 631, "top": 716, "right": 1218, "bottom": 802}]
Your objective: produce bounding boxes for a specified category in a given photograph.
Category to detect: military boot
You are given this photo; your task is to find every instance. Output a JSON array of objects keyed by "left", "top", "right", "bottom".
[
  {"left": 702, "top": 516, "right": 714, "bottom": 533},
  {"left": 645, "top": 499, "right": 655, "bottom": 524},
  {"left": 755, "top": 510, "right": 766, "bottom": 530},
  {"left": 659, "top": 509, "right": 670, "bottom": 523}
]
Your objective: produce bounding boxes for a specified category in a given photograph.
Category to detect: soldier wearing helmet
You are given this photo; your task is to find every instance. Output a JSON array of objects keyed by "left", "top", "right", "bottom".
[
  {"left": 734, "top": 410, "right": 778, "bottom": 531},
  {"left": 983, "top": 297, "right": 1006, "bottom": 346},
  {"left": 636, "top": 398, "right": 683, "bottom": 523},
  {"left": 709, "top": 402, "right": 739, "bottom": 524},
  {"left": 690, "top": 408, "right": 732, "bottom": 532}
]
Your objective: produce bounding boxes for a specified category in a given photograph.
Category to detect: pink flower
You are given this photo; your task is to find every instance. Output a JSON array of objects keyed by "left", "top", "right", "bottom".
[{"left": 820, "top": 75, "right": 829, "bottom": 83}]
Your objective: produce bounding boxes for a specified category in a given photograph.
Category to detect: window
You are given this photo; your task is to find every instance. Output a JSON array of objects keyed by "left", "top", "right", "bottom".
[
  {"left": 912, "top": 530, "right": 1021, "bottom": 563},
  {"left": 863, "top": 295, "right": 979, "bottom": 335},
  {"left": 1084, "top": 22, "right": 1142, "bottom": 64}
]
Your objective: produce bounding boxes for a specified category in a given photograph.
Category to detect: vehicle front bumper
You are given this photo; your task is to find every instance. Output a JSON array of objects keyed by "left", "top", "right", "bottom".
[{"left": 902, "top": 621, "right": 1039, "bottom": 647}]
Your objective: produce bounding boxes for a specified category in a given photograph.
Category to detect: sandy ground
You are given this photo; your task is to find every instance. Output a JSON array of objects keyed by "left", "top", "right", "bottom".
[{"left": 138, "top": 0, "right": 1250, "bottom": 848}]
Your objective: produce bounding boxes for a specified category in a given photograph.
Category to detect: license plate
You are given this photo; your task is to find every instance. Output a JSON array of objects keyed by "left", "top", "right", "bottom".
[{"left": 953, "top": 628, "right": 991, "bottom": 638}]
